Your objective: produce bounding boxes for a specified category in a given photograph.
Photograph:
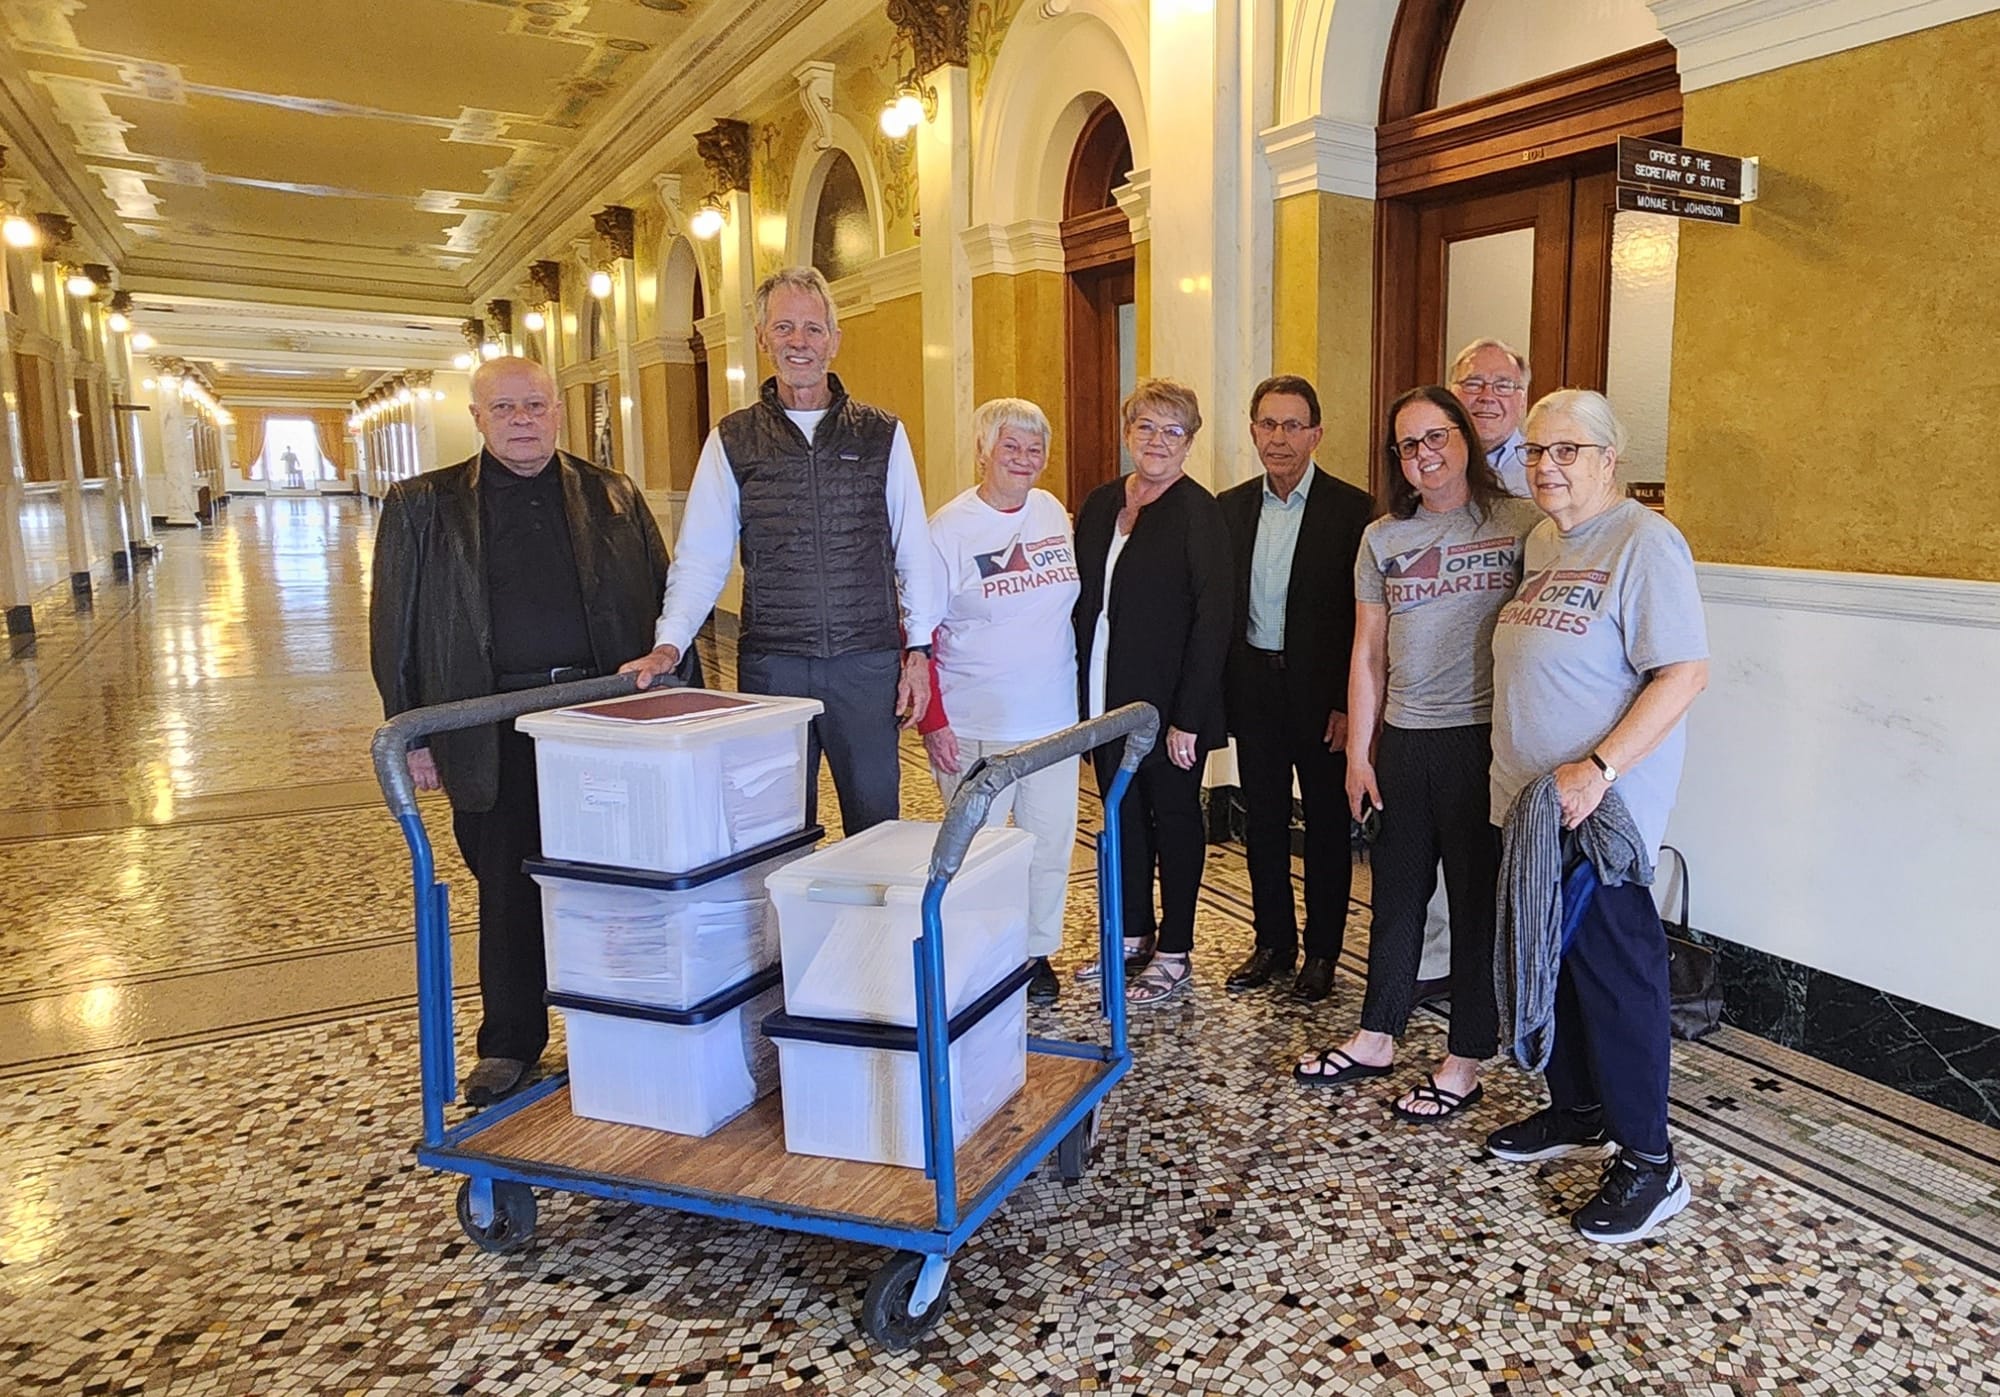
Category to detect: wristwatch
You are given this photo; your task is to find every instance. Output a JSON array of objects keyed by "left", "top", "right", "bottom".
[
  {"left": 903, "top": 644, "right": 933, "bottom": 659},
  {"left": 1588, "top": 751, "right": 1620, "bottom": 783}
]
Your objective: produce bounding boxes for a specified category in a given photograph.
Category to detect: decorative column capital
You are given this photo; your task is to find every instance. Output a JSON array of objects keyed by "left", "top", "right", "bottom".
[
  {"left": 406, "top": 369, "right": 434, "bottom": 389},
  {"left": 695, "top": 119, "right": 752, "bottom": 193},
  {"left": 460, "top": 317, "right": 485, "bottom": 350},
  {"left": 485, "top": 298, "right": 514, "bottom": 335},
  {"left": 886, "top": 0, "right": 970, "bottom": 72},
  {"left": 592, "top": 205, "right": 635, "bottom": 261},
  {"left": 528, "top": 259, "right": 563, "bottom": 304},
  {"left": 34, "top": 211, "right": 73, "bottom": 252}
]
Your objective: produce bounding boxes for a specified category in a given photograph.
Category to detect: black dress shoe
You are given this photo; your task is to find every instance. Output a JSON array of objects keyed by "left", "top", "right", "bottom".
[
  {"left": 1225, "top": 947, "right": 1295, "bottom": 992},
  {"left": 1292, "top": 956, "right": 1337, "bottom": 1002},
  {"left": 1027, "top": 956, "right": 1060, "bottom": 1005}
]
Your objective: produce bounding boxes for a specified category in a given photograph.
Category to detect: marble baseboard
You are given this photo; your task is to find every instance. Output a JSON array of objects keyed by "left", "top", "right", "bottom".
[{"left": 1686, "top": 925, "right": 2000, "bottom": 1129}]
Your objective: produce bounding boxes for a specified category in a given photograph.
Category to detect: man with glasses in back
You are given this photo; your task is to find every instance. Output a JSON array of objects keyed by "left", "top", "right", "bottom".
[
  {"left": 370, "top": 355, "right": 696, "bottom": 1107},
  {"left": 1219, "top": 375, "right": 1374, "bottom": 1002},
  {"left": 1451, "top": 338, "right": 1533, "bottom": 498}
]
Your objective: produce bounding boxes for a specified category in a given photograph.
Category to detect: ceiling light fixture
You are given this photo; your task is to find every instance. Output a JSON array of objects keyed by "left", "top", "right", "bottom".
[
  {"left": 1, "top": 215, "right": 37, "bottom": 249},
  {"left": 588, "top": 268, "right": 614, "bottom": 299},
  {"left": 688, "top": 196, "right": 727, "bottom": 241}
]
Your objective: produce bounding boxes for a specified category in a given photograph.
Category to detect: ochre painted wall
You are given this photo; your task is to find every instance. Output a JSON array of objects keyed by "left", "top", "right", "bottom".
[
  {"left": 1275, "top": 190, "right": 1375, "bottom": 490},
  {"left": 638, "top": 361, "right": 672, "bottom": 488},
  {"left": 824, "top": 292, "right": 929, "bottom": 494},
  {"left": 1668, "top": 14, "right": 2000, "bottom": 579},
  {"left": 971, "top": 268, "right": 1069, "bottom": 504}
]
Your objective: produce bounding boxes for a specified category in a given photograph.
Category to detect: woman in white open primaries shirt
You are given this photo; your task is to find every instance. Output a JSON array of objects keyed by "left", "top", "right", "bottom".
[{"left": 918, "top": 398, "right": 1081, "bottom": 1006}]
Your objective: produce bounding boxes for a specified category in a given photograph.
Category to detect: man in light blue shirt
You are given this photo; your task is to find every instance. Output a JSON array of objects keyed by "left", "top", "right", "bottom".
[
  {"left": 1220, "top": 376, "right": 1374, "bottom": 1002},
  {"left": 1451, "top": 338, "right": 1533, "bottom": 499}
]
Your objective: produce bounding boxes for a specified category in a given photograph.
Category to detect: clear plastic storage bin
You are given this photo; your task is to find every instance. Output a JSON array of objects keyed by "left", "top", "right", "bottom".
[
  {"left": 518, "top": 688, "right": 822, "bottom": 875},
  {"left": 764, "top": 821, "right": 1033, "bottom": 1026},
  {"left": 552, "top": 968, "right": 783, "bottom": 1136},
  {"left": 527, "top": 829, "right": 820, "bottom": 1012},
  {"left": 761, "top": 964, "right": 1032, "bottom": 1168}
]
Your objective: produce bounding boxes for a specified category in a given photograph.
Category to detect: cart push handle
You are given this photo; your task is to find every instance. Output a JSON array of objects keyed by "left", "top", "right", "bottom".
[
  {"left": 369, "top": 673, "right": 665, "bottom": 816},
  {"left": 927, "top": 702, "right": 1159, "bottom": 881}
]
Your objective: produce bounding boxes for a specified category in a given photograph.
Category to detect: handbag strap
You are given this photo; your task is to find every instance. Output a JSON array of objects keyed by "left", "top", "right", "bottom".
[{"left": 1658, "top": 843, "right": 1691, "bottom": 937}]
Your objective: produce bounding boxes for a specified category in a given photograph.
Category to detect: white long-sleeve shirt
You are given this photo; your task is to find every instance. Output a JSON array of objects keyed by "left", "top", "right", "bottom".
[{"left": 654, "top": 412, "right": 940, "bottom": 655}]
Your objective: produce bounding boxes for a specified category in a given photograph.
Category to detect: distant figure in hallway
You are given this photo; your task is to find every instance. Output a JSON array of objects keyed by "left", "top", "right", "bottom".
[
  {"left": 1450, "top": 338, "right": 1532, "bottom": 499},
  {"left": 623, "top": 265, "right": 939, "bottom": 835},
  {"left": 369, "top": 356, "right": 696, "bottom": 1108},
  {"left": 280, "top": 446, "right": 304, "bottom": 490},
  {"left": 1218, "top": 375, "right": 1373, "bottom": 1005}
]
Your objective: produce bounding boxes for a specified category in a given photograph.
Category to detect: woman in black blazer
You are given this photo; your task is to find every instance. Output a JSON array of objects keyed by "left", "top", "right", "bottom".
[{"left": 1072, "top": 378, "right": 1232, "bottom": 1007}]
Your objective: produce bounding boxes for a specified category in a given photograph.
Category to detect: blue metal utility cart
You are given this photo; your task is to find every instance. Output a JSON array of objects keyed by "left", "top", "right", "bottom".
[{"left": 371, "top": 676, "right": 1158, "bottom": 1348}]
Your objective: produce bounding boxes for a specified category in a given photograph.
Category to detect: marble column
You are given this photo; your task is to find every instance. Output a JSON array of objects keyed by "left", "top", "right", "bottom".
[
  {"left": 0, "top": 299, "right": 36, "bottom": 636},
  {"left": 44, "top": 277, "right": 94, "bottom": 591},
  {"left": 1144, "top": 0, "right": 1265, "bottom": 490},
  {"left": 715, "top": 188, "right": 758, "bottom": 411},
  {"left": 612, "top": 258, "right": 647, "bottom": 485},
  {"left": 156, "top": 384, "right": 201, "bottom": 528},
  {"left": 915, "top": 62, "right": 974, "bottom": 501},
  {"left": 105, "top": 324, "right": 154, "bottom": 556},
  {"left": 410, "top": 375, "right": 438, "bottom": 472},
  {"left": 88, "top": 373, "right": 132, "bottom": 577}
]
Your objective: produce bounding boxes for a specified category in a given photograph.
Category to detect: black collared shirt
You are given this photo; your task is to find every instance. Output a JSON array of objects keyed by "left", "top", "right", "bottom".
[{"left": 478, "top": 451, "right": 594, "bottom": 676}]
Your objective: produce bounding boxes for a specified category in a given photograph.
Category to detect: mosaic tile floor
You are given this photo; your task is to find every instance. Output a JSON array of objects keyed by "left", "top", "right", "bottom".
[{"left": 3, "top": 498, "right": 1998, "bottom": 1395}]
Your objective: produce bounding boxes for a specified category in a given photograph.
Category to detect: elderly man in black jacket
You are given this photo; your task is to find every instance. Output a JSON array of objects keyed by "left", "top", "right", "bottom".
[
  {"left": 370, "top": 356, "right": 695, "bottom": 1105},
  {"left": 1220, "top": 375, "right": 1374, "bottom": 1003}
]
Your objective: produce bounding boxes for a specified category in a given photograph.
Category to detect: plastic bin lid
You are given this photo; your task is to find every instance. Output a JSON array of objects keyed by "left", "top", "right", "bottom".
[
  {"left": 762, "top": 820, "right": 1033, "bottom": 892},
  {"left": 522, "top": 825, "right": 824, "bottom": 890},
  {"left": 547, "top": 965, "right": 781, "bottom": 1025},
  {"left": 516, "top": 687, "right": 823, "bottom": 744},
  {"left": 760, "top": 960, "right": 1035, "bottom": 1051}
]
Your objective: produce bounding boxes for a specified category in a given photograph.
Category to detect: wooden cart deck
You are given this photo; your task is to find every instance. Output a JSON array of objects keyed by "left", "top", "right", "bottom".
[{"left": 459, "top": 1051, "right": 1108, "bottom": 1229}]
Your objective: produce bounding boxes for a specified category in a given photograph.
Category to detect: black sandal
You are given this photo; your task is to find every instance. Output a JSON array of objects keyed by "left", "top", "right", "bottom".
[
  {"left": 1292, "top": 1046, "right": 1393, "bottom": 1087},
  {"left": 1389, "top": 1073, "right": 1485, "bottom": 1124}
]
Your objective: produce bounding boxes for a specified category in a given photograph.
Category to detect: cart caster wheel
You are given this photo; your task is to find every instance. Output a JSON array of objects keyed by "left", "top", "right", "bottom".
[
  {"left": 455, "top": 1178, "right": 537, "bottom": 1254},
  {"left": 861, "top": 1252, "right": 951, "bottom": 1349},
  {"left": 1057, "top": 1108, "right": 1099, "bottom": 1184}
]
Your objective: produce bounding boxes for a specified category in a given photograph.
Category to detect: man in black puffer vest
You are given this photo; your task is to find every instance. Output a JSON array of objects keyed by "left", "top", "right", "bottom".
[{"left": 624, "top": 266, "right": 937, "bottom": 833}]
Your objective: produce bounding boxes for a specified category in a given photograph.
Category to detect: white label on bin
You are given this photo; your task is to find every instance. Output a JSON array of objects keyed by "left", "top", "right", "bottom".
[{"left": 580, "top": 772, "right": 629, "bottom": 808}]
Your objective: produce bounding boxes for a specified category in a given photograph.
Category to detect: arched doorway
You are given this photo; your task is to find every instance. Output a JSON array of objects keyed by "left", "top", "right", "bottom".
[
  {"left": 1062, "top": 100, "right": 1136, "bottom": 504},
  {"left": 1372, "top": 0, "right": 1682, "bottom": 502}
]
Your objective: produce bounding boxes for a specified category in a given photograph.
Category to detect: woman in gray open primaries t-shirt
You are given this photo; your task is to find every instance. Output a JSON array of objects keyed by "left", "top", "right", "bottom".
[
  {"left": 1293, "top": 385, "right": 1539, "bottom": 1124},
  {"left": 1482, "top": 388, "right": 1710, "bottom": 1248}
]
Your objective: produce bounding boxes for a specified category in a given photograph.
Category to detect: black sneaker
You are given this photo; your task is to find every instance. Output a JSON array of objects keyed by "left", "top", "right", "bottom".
[
  {"left": 1027, "top": 956, "right": 1060, "bottom": 1005},
  {"left": 1485, "top": 1106, "right": 1611, "bottom": 1163},
  {"left": 1573, "top": 1152, "right": 1691, "bottom": 1245}
]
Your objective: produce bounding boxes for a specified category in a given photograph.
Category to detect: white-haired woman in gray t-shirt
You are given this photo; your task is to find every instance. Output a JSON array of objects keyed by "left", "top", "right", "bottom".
[{"left": 1483, "top": 388, "right": 1710, "bottom": 1247}]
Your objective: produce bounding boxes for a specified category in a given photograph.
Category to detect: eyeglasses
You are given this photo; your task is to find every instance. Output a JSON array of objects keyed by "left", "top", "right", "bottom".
[
  {"left": 1131, "top": 420, "right": 1191, "bottom": 442},
  {"left": 1453, "top": 376, "right": 1524, "bottom": 397},
  {"left": 1521, "top": 441, "right": 1608, "bottom": 467},
  {"left": 1252, "top": 417, "right": 1315, "bottom": 436},
  {"left": 487, "top": 400, "right": 552, "bottom": 419},
  {"left": 1393, "top": 424, "right": 1460, "bottom": 460}
]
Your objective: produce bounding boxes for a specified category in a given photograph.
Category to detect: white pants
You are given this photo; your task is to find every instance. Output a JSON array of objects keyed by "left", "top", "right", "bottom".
[{"left": 933, "top": 737, "right": 1080, "bottom": 958}]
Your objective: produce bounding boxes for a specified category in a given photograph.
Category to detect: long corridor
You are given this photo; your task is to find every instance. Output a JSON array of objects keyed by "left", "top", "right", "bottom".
[{"left": 3, "top": 500, "right": 2000, "bottom": 1394}]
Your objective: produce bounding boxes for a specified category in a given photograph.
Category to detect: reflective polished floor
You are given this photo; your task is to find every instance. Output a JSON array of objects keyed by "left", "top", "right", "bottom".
[{"left": 3, "top": 497, "right": 1998, "bottom": 1394}]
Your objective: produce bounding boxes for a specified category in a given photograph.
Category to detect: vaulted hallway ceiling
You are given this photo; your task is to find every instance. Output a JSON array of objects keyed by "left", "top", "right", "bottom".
[{"left": 0, "top": 0, "right": 817, "bottom": 316}]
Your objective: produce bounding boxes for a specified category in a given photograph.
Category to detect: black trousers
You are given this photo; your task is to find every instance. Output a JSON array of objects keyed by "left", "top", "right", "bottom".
[
  {"left": 1234, "top": 662, "right": 1352, "bottom": 961},
  {"left": 1544, "top": 864, "right": 1674, "bottom": 1157},
  {"left": 451, "top": 721, "right": 551, "bottom": 1064},
  {"left": 1092, "top": 748, "right": 1205, "bottom": 955},
  {"left": 737, "top": 648, "right": 901, "bottom": 835},
  {"left": 1358, "top": 724, "right": 1500, "bottom": 1059}
]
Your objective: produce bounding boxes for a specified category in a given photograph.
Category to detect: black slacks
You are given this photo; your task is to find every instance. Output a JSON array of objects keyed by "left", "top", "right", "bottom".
[
  {"left": 737, "top": 648, "right": 901, "bottom": 835},
  {"left": 451, "top": 720, "right": 551, "bottom": 1064},
  {"left": 1357, "top": 724, "right": 1500, "bottom": 1059},
  {"left": 1091, "top": 748, "right": 1206, "bottom": 955},
  {"left": 1233, "top": 661, "right": 1352, "bottom": 961}
]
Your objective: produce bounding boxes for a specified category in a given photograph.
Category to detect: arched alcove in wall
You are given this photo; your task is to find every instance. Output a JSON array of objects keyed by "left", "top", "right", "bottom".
[
  {"left": 973, "top": 0, "right": 1150, "bottom": 227},
  {"left": 784, "top": 116, "right": 886, "bottom": 278},
  {"left": 655, "top": 234, "right": 711, "bottom": 490},
  {"left": 1060, "top": 99, "right": 1137, "bottom": 504}
]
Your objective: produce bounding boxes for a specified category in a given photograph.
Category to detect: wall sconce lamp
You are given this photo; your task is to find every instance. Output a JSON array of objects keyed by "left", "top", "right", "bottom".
[
  {"left": 879, "top": 77, "right": 935, "bottom": 140},
  {"left": 1, "top": 214, "right": 37, "bottom": 249},
  {"left": 588, "top": 268, "right": 614, "bottom": 299},
  {"left": 63, "top": 265, "right": 96, "bottom": 298},
  {"left": 522, "top": 307, "right": 547, "bottom": 333},
  {"left": 688, "top": 195, "right": 728, "bottom": 241}
]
